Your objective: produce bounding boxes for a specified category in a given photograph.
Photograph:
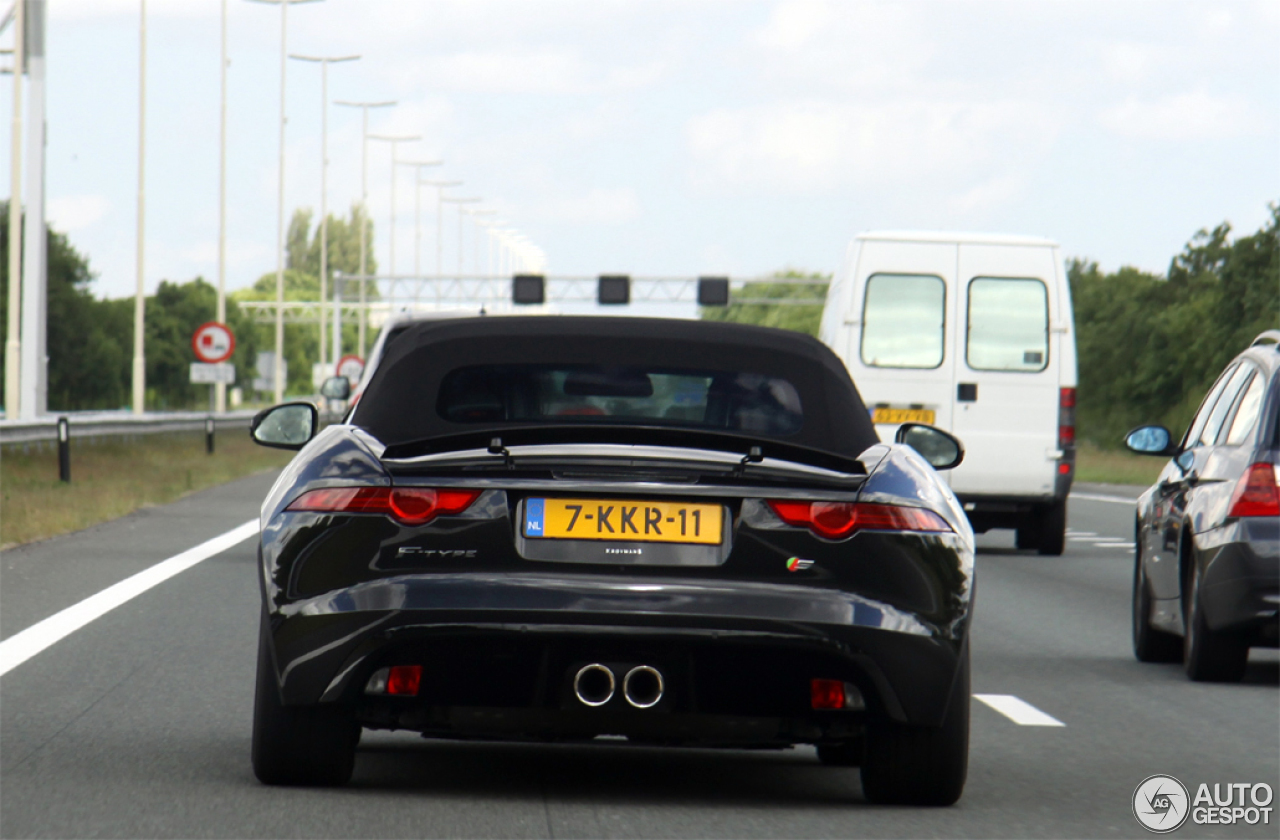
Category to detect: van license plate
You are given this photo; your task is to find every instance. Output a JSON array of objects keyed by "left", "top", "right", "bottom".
[
  {"left": 872, "top": 407, "right": 936, "bottom": 425},
  {"left": 524, "top": 498, "right": 722, "bottom": 545}
]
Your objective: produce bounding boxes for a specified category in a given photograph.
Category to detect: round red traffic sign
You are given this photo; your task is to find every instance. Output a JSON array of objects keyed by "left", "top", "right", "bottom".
[
  {"left": 192, "top": 321, "right": 236, "bottom": 364},
  {"left": 336, "top": 354, "right": 365, "bottom": 382}
]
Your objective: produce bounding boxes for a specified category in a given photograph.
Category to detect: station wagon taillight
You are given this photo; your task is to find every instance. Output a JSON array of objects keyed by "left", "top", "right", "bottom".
[
  {"left": 1227, "top": 463, "right": 1280, "bottom": 518},
  {"left": 766, "top": 501, "right": 951, "bottom": 540},
  {"left": 1058, "top": 387, "right": 1076, "bottom": 448},
  {"left": 286, "top": 487, "right": 481, "bottom": 525}
]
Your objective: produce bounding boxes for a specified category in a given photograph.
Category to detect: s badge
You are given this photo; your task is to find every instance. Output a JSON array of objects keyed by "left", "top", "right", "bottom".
[{"left": 785, "top": 557, "right": 814, "bottom": 572}]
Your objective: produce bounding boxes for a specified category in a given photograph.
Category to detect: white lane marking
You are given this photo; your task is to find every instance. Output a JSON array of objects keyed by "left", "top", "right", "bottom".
[
  {"left": 1070, "top": 492, "right": 1138, "bottom": 505},
  {"left": 0, "top": 520, "right": 259, "bottom": 677},
  {"left": 1066, "top": 530, "right": 1097, "bottom": 537},
  {"left": 973, "top": 694, "right": 1066, "bottom": 726},
  {"left": 1070, "top": 536, "right": 1118, "bottom": 542}
]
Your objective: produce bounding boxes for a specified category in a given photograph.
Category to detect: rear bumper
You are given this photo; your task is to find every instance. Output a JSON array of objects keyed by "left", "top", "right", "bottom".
[
  {"left": 264, "top": 573, "right": 969, "bottom": 730},
  {"left": 1200, "top": 519, "right": 1280, "bottom": 642}
]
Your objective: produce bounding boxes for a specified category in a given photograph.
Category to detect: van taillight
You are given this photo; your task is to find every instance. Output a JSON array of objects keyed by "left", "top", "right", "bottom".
[
  {"left": 1227, "top": 463, "right": 1280, "bottom": 518},
  {"left": 1058, "top": 388, "right": 1076, "bottom": 448},
  {"left": 286, "top": 487, "right": 482, "bottom": 525}
]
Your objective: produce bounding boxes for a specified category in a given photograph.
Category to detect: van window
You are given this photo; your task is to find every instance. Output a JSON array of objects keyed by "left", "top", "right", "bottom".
[
  {"left": 966, "top": 278, "right": 1049, "bottom": 372},
  {"left": 859, "top": 274, "right": 945, "bottom": 369}
]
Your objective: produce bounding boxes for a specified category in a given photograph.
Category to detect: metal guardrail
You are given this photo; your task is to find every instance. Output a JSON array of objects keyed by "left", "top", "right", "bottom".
[{"left": 0, "top": 409, "right": 262, "bottom": 445}]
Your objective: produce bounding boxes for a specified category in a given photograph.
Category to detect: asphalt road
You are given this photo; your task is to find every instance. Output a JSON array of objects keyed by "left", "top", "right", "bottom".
[{"left": 1, "top": 474, "right": 1276, "bottom": 838}]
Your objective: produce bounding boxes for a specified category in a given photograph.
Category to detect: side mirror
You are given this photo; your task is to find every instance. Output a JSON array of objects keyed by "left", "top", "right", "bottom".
[
  {"left": 320, "top": 375, "right": 351, "bottom": 400},
  {"left": 1124, "top": 425, "right": 1178, "bottom": 457},
  {"left": 895, "top": 423, "right": 964, "bottom": 470},
  {"left": 250, "top": 402, "right": 318, "bottom": 450}
]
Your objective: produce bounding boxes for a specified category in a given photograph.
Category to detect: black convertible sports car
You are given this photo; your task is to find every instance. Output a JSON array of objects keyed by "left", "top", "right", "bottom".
[{"left": 249, "top": 316, "right": 975, "bottom": 805}]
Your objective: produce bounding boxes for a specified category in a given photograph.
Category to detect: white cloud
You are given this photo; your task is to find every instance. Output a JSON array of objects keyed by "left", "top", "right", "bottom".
[
  {"left": 538, "top": 188, "right": 640, "bottom": 225},
  {"left": 50, "top": 0, "right": 211, "bottom": 21},
  {"left": 1098, "top": 41, "right": 1163, "bottom": 84},
  {"left": 949, "top": 175, "right": 1026, "bottom": 214},
  {"left": 1098, "top": 87, "right": 1262, "bottom": 140},
  {"left": 687, "top": 98, "right": 1059, "bottom": 193},
  {"left": 397, "top": 49, "right": 664, "bottom": 96},
  {"left": 47, "top": 194, "right": 111, "bottom": 232}
]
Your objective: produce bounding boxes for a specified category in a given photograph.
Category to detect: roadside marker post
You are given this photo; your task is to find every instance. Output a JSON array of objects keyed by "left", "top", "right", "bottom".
[
  {"left": 57, "top": 416, "right": 70, "bottom": 483},
  {"left": 205, "top": 416, "right": 215, "bottom": 455}
]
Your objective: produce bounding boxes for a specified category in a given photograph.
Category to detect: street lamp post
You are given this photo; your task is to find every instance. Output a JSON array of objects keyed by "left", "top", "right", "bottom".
[
  {"left": 288, "top": 52, "right": 359, "bottom": 376},
  {"left": 366, "top": 134, "right": 420, "bottom": 282},
  {"left": 248, "top": 0, "right": 322, "bottom": 406},
  {"left": 466, "top": 209, "right": 497, "bottom": 276},
  {"left": 397, "top": 160, "right": 442, "bottom": 276},
  {"left": 420, "top": 179, "right": 462, "bottom": 279},
  {"left": 442, "top": 196, "right": 481, "bottom": 275},
  {"left": 5, "top": 0, "right": 23, "bottom": 417},
  {"left": 334, "top": 99, "right": 395, "bottom": 357}
]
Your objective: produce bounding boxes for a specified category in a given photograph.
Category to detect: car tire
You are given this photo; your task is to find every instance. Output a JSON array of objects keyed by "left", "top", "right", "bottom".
[
  {"left": 860, "top": 645, "right": 969, "bottom": 806},
  {"left": 1132, "top": 538, "right": 1182, "bottom": 663},
  {"left": 816, "top": 738, "right": 863, "bottom": 767},
  {"left": 1035, "top": 500, "right": 1066, "bottom": 556},
  {"left": 1183, "top": 561, "right": 1249, "bottom": 683},
  {"left": 252, "top": 612, "right": 359, "bottom": 786}
]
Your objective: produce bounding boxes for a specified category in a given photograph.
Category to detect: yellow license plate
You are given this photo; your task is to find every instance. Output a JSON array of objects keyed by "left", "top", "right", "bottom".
[
  {"left": 872, "top": 407, "right": 936, "bottom": 425},
  {"left": 524, "top": 498, "right": 723, "bottom": 545}
]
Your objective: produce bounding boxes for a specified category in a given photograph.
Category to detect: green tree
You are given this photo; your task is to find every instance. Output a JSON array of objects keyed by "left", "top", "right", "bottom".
[
  {"left": 1070, "top": 203, "right": 1279, "bottom": 445},
  {"left": 1, "top": 202, "right": 133, "bottom": 411},
  {"left": 700, "top": 269, "right": 830, "bottom": 337}
]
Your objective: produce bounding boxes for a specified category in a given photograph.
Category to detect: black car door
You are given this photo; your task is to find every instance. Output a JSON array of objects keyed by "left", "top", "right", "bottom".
[{"left": 1148, "top": 364, "right": 1249, "bottom": 600}]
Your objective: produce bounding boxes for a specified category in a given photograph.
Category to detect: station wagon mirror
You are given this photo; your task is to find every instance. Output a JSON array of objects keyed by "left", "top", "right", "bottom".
[
  {"left": 251, "top": 402, "right": 318, "bottom": 450},
  {"left": 1124, "top": 425, "right": 1178, "bottom": 457},
  {"left": 895, "top": 423, "right": 964, "bottom": 470},
  {"left": 320, "top": 376, "right": 351, "bottom": 400}
]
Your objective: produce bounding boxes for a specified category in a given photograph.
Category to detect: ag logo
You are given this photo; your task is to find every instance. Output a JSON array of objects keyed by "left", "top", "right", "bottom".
[{"left": 1134, "top": 774, "right": 1190, "bottom": 833}]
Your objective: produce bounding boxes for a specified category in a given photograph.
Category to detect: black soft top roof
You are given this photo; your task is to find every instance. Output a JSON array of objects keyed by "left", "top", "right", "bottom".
[{"left": 352, "top": 316, "right": 879, "bottom": 457}]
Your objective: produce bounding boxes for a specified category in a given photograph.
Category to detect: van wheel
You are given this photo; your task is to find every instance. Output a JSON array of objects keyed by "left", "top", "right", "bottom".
[
  {"left": 252, "top": 612, "right": 359, "bottom": 786},
  {"left": 860, "top": 646, "right": 968, "bottom": 806},
  {"left": 1014, "top": 524, "right": 1038, "bottom": 550},
  {"left": 1035, "top": 500, "right": 1066, "bottom": 556}
]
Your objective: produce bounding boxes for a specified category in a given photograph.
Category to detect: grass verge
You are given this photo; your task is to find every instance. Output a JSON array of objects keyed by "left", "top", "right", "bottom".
[
  {"left": 1074, "top": 441, "right": 1164, "bottom": 487},
  {"left": 1, "top": 431, "right": 293, "bottom": 549}
]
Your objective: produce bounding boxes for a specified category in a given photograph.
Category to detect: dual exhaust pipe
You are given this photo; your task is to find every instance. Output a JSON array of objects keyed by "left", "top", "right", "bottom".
[{"left": 574, "top": 663, "right": 664, "bottom": 709}]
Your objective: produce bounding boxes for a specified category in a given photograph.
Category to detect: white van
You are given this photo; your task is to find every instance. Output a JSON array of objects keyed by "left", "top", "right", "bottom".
[{"left": 818, "top": 231, "right": 1078, "bottom": 554}]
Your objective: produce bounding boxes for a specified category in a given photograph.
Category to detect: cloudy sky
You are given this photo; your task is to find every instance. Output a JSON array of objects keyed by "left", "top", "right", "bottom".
[{"left": 5, "top": 0, "right": 1278, "bottom": 301}]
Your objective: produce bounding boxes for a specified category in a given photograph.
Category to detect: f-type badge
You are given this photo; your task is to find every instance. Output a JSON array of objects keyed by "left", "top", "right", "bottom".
[{"left": 785, "top": 557, "right": 814, "bottom": 572}]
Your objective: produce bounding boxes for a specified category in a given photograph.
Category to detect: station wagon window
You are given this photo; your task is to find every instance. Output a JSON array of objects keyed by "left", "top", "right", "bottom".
[
  {"left": 859, "top": 273, "right": 945, "bottom": 369},
  {"left": 1196, "top": 364, "right": 1254, "bottom": 447},
  {"left": 1185, "top": 365, "right": 1238, "bottom": 447},
  {"left": 1224, "top": 370, "right": 1265, "bottom": 446},
  {"left": 966, "top": 277, "right": 1049, "bottom": 372}
]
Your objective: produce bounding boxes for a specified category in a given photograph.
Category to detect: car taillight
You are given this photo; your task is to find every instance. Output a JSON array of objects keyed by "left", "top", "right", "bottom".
[
  {"left": 286, "top": 487, "right": 481, "bottom": 525},
  {"left": 1058, "top": 387, "right": 1076, "bottom": 448},
  {"left": 1227, "top": 463, "right": 1280, "bottom": 518},
  {"left": 766, "top": 500, "right": 951, "bottom": 539}
]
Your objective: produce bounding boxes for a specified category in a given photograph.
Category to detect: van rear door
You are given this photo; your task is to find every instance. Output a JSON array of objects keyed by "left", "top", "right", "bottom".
[
  {"left": 948, "top": 244, "right": 1060, "bottom": 498},
  {"left": 848, "top": 239, "right": 957, "bottom": 454}
]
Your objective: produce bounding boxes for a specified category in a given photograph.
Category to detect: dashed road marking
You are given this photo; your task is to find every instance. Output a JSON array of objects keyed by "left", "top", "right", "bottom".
[
  {"left": 974, "top": 694, "right": 1066, "bottom": 726},
  {"left": 1070, "top": 492, "right": 1137, "bottom": 505},
  {"left": 0, "top": 520, "right": 259, "bottom": 677}
]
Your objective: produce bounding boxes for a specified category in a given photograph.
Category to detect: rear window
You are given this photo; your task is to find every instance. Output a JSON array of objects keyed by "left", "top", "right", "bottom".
[
  {"left": 437, "top": 365, "right": 804, "bottom": 436},
  {"left": 966, "top": 277, "right": 1049, "bottom": 372},
  {"left": 860, "top": 273, "right": 946, "bottom": 369}
]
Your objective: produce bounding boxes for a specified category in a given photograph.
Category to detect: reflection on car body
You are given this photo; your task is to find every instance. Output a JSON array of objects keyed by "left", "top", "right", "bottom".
[{"left": 250, "top": 316, "right": 975, "bottom": 805}]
